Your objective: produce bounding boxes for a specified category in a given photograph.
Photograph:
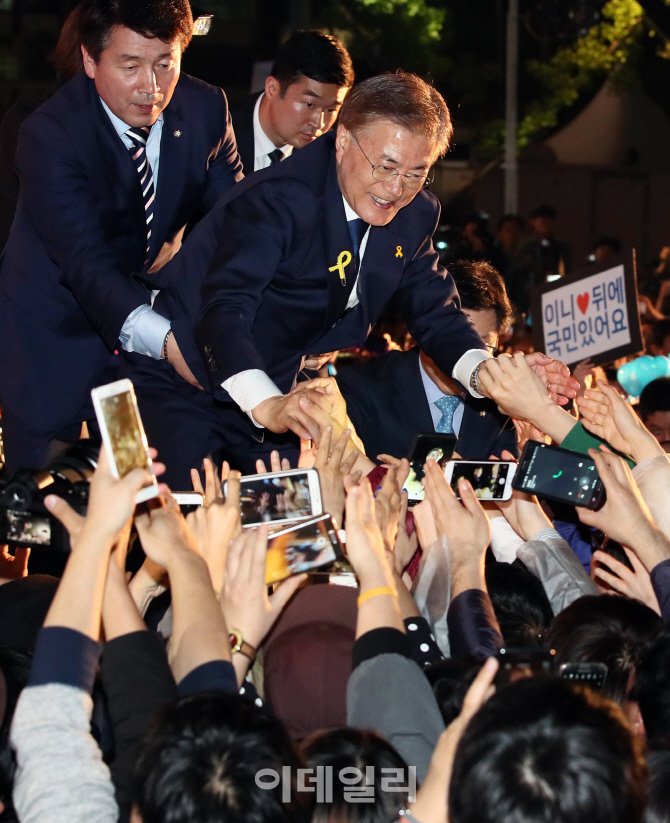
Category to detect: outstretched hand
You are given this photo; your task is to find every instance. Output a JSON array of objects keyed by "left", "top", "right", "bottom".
[{"left": 524, "top": 351, "right": 579, "bottom": 406}]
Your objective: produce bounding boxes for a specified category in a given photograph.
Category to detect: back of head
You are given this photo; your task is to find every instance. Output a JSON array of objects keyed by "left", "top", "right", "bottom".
[
  {"left": 639, "top": 377, "right": 670, "bottom": 422},
  {"left": 338, "top": 71, "right": 452, "bottom": 159},
  {"left": 301, "top": 728, "right": 412, "bottom": 823},
  {"left": 424, "top": 656, "right": 482, "bottom": 726},
  {"left": 644, "top": 748, "right": 670, "bottom": 823},
  {"left": 133, "top": 693, "right": 309, "bottom": 823},
  {"left": 485, "top": 561, "right": 553, "bottom": 649},
  {"left": 51, "top": 6, "right": 83, "bottom": 82},
  {"left": 546, "top": 595, "right": 662, "bottom": 705},
  {"left": 78, "top": 0, "right": 193, "bottom": 63},
  {"left": 449, "top": 677, "right": 646, "bottom": 823},
  {"left": 271, "top": 30, "right": 354, "bottom": 94},
  {"left": 448, "top": 259, "right": 513, "bottom": 333},
  {"left": 636, "top": 624, "right": 670, "bottom": 743}
]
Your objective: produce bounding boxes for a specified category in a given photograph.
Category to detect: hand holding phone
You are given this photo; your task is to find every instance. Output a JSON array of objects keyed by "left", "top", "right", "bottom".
[
  {"left": 444, "top": 460, "right": 516, "bottom": 502},
  {"left": 264, "top": 514, "right": 344, "bottom": 584},
  {"left": 404, "top": 433, "right": 457, "bottom": 503},
  {"left": 227, "top": 468, "right": 322, "bottom": 528}
]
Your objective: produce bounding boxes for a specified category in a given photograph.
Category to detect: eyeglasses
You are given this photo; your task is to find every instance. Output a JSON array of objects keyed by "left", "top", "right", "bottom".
[{"left": 352, "top": 136, "right": 433, "bottom": 190}]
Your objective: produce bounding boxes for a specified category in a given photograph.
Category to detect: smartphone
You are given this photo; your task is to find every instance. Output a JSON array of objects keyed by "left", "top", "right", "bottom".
[
  {"left": 444, "top": 460, "right": 517, "bottom": 501},
  {"left": 404, "top": 433, "right": 457, "bottom": 503},
  {"left": 495, "top": 648, "right": 556, "bottom": 686},
  {"left": 228, "top": 468, "right": 322, "bottom": 528},
  {"left": 171, "top": 492, "right": 204, "bottom": 515},
  {"left": 91, "top": 379, "right": 158, "bottom": 504},
  {"left": 265, "top": 513, "right": 344, "bottom": 584},
  {"left": 559, "top": 662, "right": 608, "bottom": 691},
  {"left": 513, "top": 441, "right": 606, "bottom": 510}
]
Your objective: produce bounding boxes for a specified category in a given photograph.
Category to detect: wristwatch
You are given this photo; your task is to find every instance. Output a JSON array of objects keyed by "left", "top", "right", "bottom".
[
  {"left": 228, "top": 628, "right": 257, "bottom": 664},
  {"left": 469, "top": 361, "right": 483, "bottom": 395}
]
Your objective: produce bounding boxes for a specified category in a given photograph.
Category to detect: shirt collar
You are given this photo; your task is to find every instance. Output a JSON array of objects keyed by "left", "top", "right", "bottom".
[
  {"left": 100, "top": 98, "right": 164, "bottom": 139},
  {"left": 342, "top": 195, "right": 360, "bottom": 223},
  {"left": 253, "top": 92, "right": 291, "bottom": 161},
  {"left": 418, "top": 353, "right": 460, "bottom": 407}
]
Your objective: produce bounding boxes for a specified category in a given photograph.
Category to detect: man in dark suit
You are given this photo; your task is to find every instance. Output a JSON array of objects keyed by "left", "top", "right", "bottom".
[
  {"left": 230, "top": 30, "right": 353, "bottom": 175},
  {"left": 129, "top": 73, "right": 577, "bottom": 486},
  {"left": 0, "top": 0, "right": 243, "bottom": 472},
  {"left": 335, "top": 260, "right": 519, "bottom": 461}
]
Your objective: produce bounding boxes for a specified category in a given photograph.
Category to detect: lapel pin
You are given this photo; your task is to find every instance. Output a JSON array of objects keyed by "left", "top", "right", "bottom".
[
  {"left": 480, "top": 410, "right": 486, "bottom": 417},
  {"left": 173, "top": 130, "right": 182, "bottom": 137},
  {"left": 395, "top": 245, "right": 403, "bottom": 258}
]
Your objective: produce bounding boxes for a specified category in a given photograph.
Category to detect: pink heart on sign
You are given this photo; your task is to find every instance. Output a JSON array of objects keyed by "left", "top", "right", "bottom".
[{"left": 577, "top": 293, "right": 589, "bottom": 315}]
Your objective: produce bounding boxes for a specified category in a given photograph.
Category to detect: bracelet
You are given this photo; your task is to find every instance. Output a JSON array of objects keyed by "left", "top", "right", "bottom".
[
  {"left": 162, "top": 328, "right": 173, "bottom": 361},
  {"left": 228, "top": 628, "right": 257, "bottom": 664},
  {"left": 357, "top": 586, "right": 398, "bottom": 608},
  {"left": 469, "top": 361, "right": 483, "bottom": 395}
]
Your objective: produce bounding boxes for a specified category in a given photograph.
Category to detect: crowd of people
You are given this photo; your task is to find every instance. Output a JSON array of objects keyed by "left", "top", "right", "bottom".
[{"left": 0, "top": 0, "right": 670, "bottom": 822}]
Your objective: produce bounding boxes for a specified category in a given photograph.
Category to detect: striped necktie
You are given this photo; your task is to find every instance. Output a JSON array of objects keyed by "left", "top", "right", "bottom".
[
  {"left": 125, "top": 126, "right": 155, "bottom": 262},
  {"left": 435, "top": 395, "right": 461, "bottom": 434}
]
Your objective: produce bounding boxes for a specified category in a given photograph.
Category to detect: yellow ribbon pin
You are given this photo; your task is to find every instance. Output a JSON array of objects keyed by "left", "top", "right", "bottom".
[
  {"left": 395, "top": 246, "right": 403, "bottom": 258},
  {"left": 329, "top": 250, "right": 352, "bottom": 286}
]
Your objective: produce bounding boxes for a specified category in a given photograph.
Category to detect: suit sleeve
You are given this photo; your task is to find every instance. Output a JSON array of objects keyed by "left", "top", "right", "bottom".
[
  {"left": 195, "top": 179, "right": 307, "bottom": 391},
  {"left": 393, "top": 210, "right": 487, "bottom": 381},
  {"left": 15, "top": 114, "right": 148, "bottom": 349},
  {"left": 198, "top": 89, "right": 244, "bottom": 214}
]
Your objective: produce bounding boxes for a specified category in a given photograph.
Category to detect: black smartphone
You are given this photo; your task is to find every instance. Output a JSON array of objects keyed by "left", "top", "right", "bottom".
[
  {"left": 404, "top": 432, "right": 457, "bottom": 503},
  {"left": 495, "top": 648, "right": 556, "bottom": 686},
  {"left": 559, "top": 662, "right": 608, "bottom": 691},
  {"left": 265, "top": 513, "right": 344, "bottom": 584},
  {"left": 513, "top": 441, "right": 606, "bottom": 510}
]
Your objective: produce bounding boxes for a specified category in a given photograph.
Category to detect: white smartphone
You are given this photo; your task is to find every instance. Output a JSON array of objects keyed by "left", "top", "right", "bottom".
[
  {"left": 444, "top": 460, "right": 517, "bottom": 502},
  {"left": 264, "top": 513, "right": 344, "bottom": 584},
  {"left": 171, "top": 492, "right": 204, "bottom": 506},
  {"left": 227, "top": 467, "right": 322, "bottom": 528},
  {"left": 91, "top": 379, "right": 159, "bottom": 504}
]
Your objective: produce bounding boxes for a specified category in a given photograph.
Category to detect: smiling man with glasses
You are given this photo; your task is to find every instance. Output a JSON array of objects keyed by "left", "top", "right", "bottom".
[{"left": 125, "top": 72, "right": 578, "bottom": 485}]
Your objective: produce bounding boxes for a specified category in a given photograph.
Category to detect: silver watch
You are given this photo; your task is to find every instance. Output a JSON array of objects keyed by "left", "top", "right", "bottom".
[{"left": 469, "top": 361, "right": 483, "bottom": 395}]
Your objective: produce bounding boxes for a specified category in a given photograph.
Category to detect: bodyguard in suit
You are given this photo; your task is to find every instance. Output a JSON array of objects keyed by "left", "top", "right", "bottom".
[
  {"left": 0, "top": 0, "right": 243, "bottom": 472},
  {"left": 230, "top": 30, "right": 353, "bottom": 175},
  {"left": 130, "top": 72, "right": 577, "bottom": 485},
  {"left": 335, "top": 261, "right": 519, "bottom": 461}
]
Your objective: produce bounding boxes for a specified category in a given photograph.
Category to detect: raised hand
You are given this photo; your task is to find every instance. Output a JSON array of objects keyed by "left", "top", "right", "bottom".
[
  {"left": 255, "top": 449, "right": 291, "bottom": 475},
  {"left": 591, "top": 547, "right": 661, "bottom": 615},
  {"left": 524, "top": 351, "right": 580, "bottom": 406},
  {"left": 190, "top": 456, "right": 229, "bottom": 507},
  {"left": 494, "top": 450, "right": 554, "bottom": 541},
  {"left": 314, "top": 426, "right": 361, "bottom": 527}
]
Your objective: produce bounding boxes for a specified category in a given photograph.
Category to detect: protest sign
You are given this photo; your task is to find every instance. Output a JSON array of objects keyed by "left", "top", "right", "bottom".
[{"left": 531, "top": 253, "right": 643, "bottom": 367}]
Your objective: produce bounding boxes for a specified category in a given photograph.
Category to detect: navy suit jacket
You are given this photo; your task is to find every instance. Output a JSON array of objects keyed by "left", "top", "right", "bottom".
[
  {"left": 335, "top": 347, "right": 518, "bottom": 461},
  {"left": 0, "top": 71, "right": 242, "bottom": 449},
  {"left": 229, "top": 93, "right": 260, "bottom": 176},
  {"left": 157, "top": 130, "right": 486, "bottom": 400}
]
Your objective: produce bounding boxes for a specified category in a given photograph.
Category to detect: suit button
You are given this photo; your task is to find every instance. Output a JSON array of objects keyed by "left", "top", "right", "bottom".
[{"left": 480, "top": 411, "right": 486, "bottom": 417}]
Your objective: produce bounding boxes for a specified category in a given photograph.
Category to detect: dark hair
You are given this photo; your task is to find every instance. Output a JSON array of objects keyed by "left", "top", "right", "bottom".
[
  {"left": 339, "top": 72, "right": 452, "bottom": 158},
  {"left": 593, "top": 235, "right": 622, "bottom": 255},
  {"left": 498, "top": 214, "right": 524, "bottom": 232},
  {"left": 546, "top": 595, "right": 662, "bottom": 705},
  {"left": 650, "top": 320, "right": 670, "bottom": 352},
  {"left": 530, "top": 203, "right": 557, "bottom": 220},
  {"left": 0, "top": 647, "right": 33, "bottom": 817},
  {"left": 424, "top": 656, "right": 482, "bottom": 726},
  {"left": 449, "top": 677, "right": 647, "bottom": 823},
  {"left": 133, "top": 693, "right": 310, "bottom": 823},
  {"left": 50, "top": 6, "right": 83, "bottom": 82},
  {"left": 485, "top": 560, "right": 553, "bottom": 649},
  {"left": 78, "top": 0, "right": 193, "bottom": 63},
  {"left": 639, "top": 377, "right": 670, "bottom": 421},
  {"left": 644, "top": 748, "right": 670, "bottom": 823},
  {"left": 636, "top": 625, "right": 670, "bottom": 743},
  {"left": 301, "top": 728, "right": 411, "bottom": 823},
  {"left": 448, "top": 259, "right": 513, "bottom": 332},
  {"left": 271, "top": 30, "right": 354, "bottom": 95}
]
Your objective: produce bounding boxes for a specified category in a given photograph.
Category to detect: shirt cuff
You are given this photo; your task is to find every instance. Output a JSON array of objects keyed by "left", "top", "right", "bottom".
[
  {"left": 489, "top": 515, "right": 525, "bottom": 563},
  {"left": 221, "top": 369, "right": 283, "bottom": 427},
  {"left": 531, "top": 527, "right": 563, "bottom": 544},
  {"left": 29, "top": 627, "right": 102, "bottom": 693},
  {"left": 452, "top": 349, "right": 492, "bottom": 398},
  {"left": 120, "top": 304, "right": 170, "bottom": 359},
  {"left": 352, "top": 628, "right": 410, "bottom": 669},
  {"left": 177, "top": 660, "right": 238, "bottom": 696}
]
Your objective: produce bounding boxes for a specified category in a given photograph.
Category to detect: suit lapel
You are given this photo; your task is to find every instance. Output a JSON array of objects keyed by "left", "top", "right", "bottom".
[
  {"left": 391, "top": 348, "right": 435, "bottom": 436},
  {"left": 357, "top": 221, "right": 410, "bottom": 329}
]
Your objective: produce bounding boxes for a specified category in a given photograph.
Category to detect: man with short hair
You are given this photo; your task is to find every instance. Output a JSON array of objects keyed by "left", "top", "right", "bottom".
[
  {"left": 130, "top": 72, "right": 576, "bottom": 485},
  {"left": 0, "top": 0, "right": 242, "bottom": 472},
  {"left": 231, "top": 30, "right": 353, "bottom": 175},
  {"left": 638, "top": 377, "right": 670, "bottom": 451},
  {"left": 335, "top": 260, "right": 519, "bottom": 461}
]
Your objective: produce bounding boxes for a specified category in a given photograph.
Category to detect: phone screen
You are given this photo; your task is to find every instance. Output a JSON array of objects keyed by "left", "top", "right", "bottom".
[
  {"left": 265, "top": 515, "right": 343, "bottom": 584},
  {"left": 559, "top": 663, "right": 607, "bottom": 691},
  {"left": 3, "top": 509, "right": 51, "bottom": 546},
  {"left": 516, "top": 443, "right": 602, "bottom": 505},
  {"left": 448, "top": 462, "right": 513, "bottom": 500},
  {"left": 239, "top": 472, "right": 314, "bottom": 526},
  {"left": 404, "top": 434, "right": 457, "bottom": 502},
  {"left": 98, "top": 390, "right": 151, "bottom": 478}
]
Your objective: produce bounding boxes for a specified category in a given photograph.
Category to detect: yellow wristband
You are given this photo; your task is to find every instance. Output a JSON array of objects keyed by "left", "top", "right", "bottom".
[{"left": 357, "top": 586, "right": 398, "bottom": 608}]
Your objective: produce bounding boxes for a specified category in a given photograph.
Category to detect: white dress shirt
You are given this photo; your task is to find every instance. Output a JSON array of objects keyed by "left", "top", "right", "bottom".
[
  {"left": 252, "top": 93, "right": 292, "bottom": 172},
  {"left": 101, "top": 100, "right": 171, "bottom": 360},
  {"left": 222, "top": 196, "right": 491, "bottom": 423},
  {"left": 418, "top": 355, "right": 465, "bottom": 435}
]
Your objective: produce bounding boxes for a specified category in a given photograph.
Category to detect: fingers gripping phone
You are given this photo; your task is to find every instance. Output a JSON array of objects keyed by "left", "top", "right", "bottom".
[
  {"left": 265, "top": 513, "right": 344, "bottom": 584},
  {"left": 227, "top": 468, "right": 323, "bottom": 528},
  {"left": 404, "top": 433, "right": 457, "bottom": 503},
  {"left": 513, "top": 441, "right": 606, "bottom": 510},
  {"left": 91, "top": 379, "right": 159, "bottom": 504},
  {"left": 444, "top": 460, "right": 517, "bottom": 501}
]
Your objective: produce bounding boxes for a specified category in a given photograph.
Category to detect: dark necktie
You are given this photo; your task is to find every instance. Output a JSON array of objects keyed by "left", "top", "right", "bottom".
[
  {"left": 268, "top": 148, "right": 284, "bottom": 165},
  {"left": 347, "top": 217, "right": 369, "bottom": 272},
  {"left": 125, "top": 126, "right": 155, "bottom": 262}
]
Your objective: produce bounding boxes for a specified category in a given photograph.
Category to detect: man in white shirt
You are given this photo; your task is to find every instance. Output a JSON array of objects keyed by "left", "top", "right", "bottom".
[{"left": 230, "top": 30, "right": 353, "bottom": 175}]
